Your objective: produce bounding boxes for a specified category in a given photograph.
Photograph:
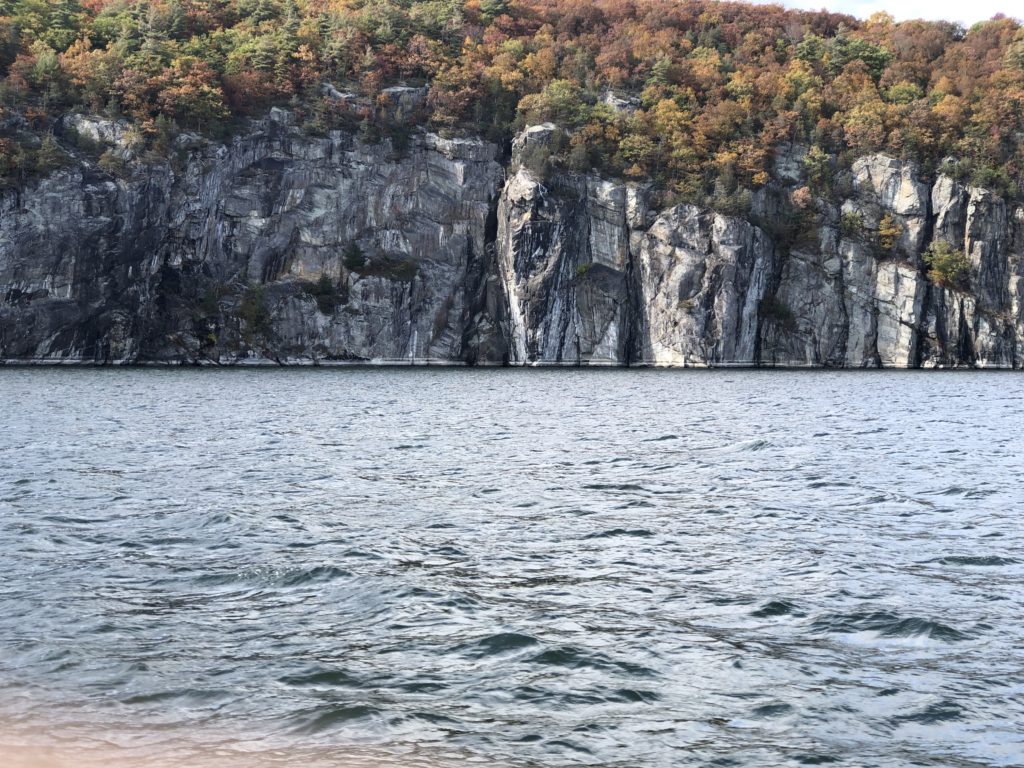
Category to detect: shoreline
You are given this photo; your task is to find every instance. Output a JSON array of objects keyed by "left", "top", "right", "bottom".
[
  {"left": 0, "top": 745, "right": 453, "bottom": 768},
  {"left": 0, "top": 358, "right": 1019, "bottom": 370}
]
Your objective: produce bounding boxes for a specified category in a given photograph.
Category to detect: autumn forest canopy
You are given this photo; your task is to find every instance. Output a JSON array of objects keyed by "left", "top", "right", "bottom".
[{"left": 1, "top": 0, "right": 1024, "bottom": 203}]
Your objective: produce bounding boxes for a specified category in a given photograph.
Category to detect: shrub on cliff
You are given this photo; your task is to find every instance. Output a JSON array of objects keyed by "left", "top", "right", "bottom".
[
  {"left": 343, "top": 243, "right": 367, "bottom": 271},
  {"left": 97, "top": 149, "right": 128, "bottom": 178},
  {"left": 923, "top": 240, "right": 971, "bottom": 289},
  {"left": 239, "top": 286, "right": 272, "bottom": 339},
  {"left": 304, "top": 273, "right": 340, "bottom": 315},
  {"left": 34, "top": 134, "right": 69, "bottom": 174},
  {"left": 876, "top": 214, "right": 902, "bottom": 253},
  {"left": 840, "top": 212, "right": 864, "bottom": 239}
]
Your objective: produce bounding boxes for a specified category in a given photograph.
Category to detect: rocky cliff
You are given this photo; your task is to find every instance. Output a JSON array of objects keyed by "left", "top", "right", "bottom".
[
  {"left": 0, "top": 109, "right": 503, "bottom": 364},
  {"left": 2, "top": 114, "right": 1022, "bottom": 367}
]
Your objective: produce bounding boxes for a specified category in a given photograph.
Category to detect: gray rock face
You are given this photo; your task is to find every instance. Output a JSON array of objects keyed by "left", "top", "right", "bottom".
[
  {"left": 495, "top": 166, "right": 633, "bottom": 364},
  {"left": 757, "top": 154, "right": 1021, "bottom": 368},
  {"left": 773, "top": 142, "right": 808, "bottom": 185},
  {"left": 914, "top": 172, "right": 1023, "bottom": 367},
  {"left": 759, "top": 236, "right": 847, "bottom": 367},
  {"left": 63, "top": 114, "right": 137, "bottom": 152},
  {"left": 1, "top": 123, "right": 1022, "bottom": 367},
  {"left": 635, "top": 206, "right": 774, "bottom": 366},
  {"left": 1, "top": 113, "right": 503, "bottom": 363}
]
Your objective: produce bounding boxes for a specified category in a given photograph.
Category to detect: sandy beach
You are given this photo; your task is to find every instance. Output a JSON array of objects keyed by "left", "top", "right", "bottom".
[{"left": 0, "top": 738, "right": 465, "bottom": 768}]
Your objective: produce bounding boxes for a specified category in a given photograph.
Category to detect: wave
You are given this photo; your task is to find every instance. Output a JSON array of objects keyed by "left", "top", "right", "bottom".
[
  {"left": 751, "top": 600, "right": 803, "bottom": 618},
  {"left": 580, "top": 528, "right": 655, "bottom": 539},
  {"left": 459, "top": 632, "right": 539, "bottom": 658},
  {"left": 930, "top": 555, "right": 1018, "bottom": 566},
  {"left": 892, "top": 699, "right": 964, "bottom": 725},
  {"left": 810, "top": 611, "right": 969, "bottom": 642}
]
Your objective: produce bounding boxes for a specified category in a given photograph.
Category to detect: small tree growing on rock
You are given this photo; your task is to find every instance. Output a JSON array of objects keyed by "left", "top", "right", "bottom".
[
  {"left": 35, "top": 134, "right": 68, "bottom": 174},
  {"left": 877, "top": 214, "right": 902, "bottom": 252},
  {"left": 343, "top": 242, "right": 367, "bottom": 271},
  {"left": 923, "top": 240, "right": 970, "bottom": 289}
]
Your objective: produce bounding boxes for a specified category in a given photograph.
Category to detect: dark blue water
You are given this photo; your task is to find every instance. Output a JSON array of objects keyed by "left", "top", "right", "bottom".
[{"left": 1, "top": 368, "right": 1022, "bottom": 767}]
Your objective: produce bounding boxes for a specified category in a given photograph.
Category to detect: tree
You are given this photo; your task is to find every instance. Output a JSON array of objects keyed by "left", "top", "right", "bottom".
[
  {"left": 0, "top": 0, "right": 1020, "bottom": 205},
  {"left": 517, "top": 78, "right": 586, "bottom": 126},
  {"left": 343, "top": 241, "right": 366, "bottom": 270},
  {"left": 479, "top": 0, "right": 508, "bottom": 24},
  {"left": 59, "top": 38, "right": 119, "bottom": 110},
  {"left": 877, "top": 214, "right": 902, "bottom": 252},
  {"left": 923, "top": 240, "right": 970, "bottom": 288},
  {"left": 154, "top": 57, "right": 229, "bottom": 131},
  {"left": 35, "top": 133, "right": 68, "bottom": 173}
]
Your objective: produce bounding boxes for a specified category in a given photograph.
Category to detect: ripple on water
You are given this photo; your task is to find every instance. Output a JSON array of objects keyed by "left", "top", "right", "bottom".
[
  {"left": 526, "top": 647, "right": 656, "bottom": 677},
  {"left": 750, "top": 600, "right": 804, "bottom": 618},
  {"left": 750, "top": 702, "right": 793, "bottom": 718},
  {"left": 580, "top": 528, "right": 655, "bottom": 539},
  {"left": 193, "top": 565, "right": 351, "bottom": 588},
  {"left": 278, "top": 668, "right": 363, "bottom": 688},
  {"left": 458, "top": 632, "right": 539, "bottom": 658},
  {"left": 892, "top": 699, "right": 965, "bottom": 725},
  {"left": 613, "top": 688, "right": 660, "bottom": 703},
  {"left": 581, "top": 483, "right": 649, "bottom": 492},
  {"left": 810, "top": 611, "right": 970, "bottom": 642},
  {"left": 289, "top": 704, "right": 382, "bottom": 735},
  {"left": 930, "top": 555, "right": 1019, "bottom": 566},
  {"left": 793, "top": 753, "right": 841, "bottom": 765}
]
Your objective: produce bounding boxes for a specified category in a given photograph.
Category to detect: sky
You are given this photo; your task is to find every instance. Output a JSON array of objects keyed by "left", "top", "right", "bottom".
[{"left": 750, "top": 0, "right": 1020, "bottom": 25}]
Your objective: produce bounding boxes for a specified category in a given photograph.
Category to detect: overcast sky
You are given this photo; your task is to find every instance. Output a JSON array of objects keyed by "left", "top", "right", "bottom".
[{"left": 750, "top": 0, "right": 1020, "bottom": 25}]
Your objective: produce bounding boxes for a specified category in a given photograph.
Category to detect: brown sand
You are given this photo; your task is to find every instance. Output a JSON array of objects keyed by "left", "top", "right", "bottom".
[
  {"left": 0, "top": 709, "right": 489, "bottom": 768},
  {"left": 0, "top": 743, "right": 462, "bottom": 768}
]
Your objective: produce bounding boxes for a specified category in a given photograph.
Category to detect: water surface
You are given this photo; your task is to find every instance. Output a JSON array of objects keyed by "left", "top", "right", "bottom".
[{"left": 1, "top": 368, "right": 1022, "bottom": 767}]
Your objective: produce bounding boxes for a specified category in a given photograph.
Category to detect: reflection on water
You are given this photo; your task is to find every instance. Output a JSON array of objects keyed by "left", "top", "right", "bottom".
[{"left": 1, "top": 368, "right": 1023, "bottom": 767}]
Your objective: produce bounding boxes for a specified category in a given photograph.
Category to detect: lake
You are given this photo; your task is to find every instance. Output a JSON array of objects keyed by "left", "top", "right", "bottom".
[{"left": 1, "top": 368, "right": 1022, "bottom": 767}]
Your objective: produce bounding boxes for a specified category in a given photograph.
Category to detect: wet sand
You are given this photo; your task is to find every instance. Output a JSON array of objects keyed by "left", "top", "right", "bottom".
[
  {"left": 0, "top": 705, "right": 482, "bottom": 768},
  {"left": 0, "top": 726, "right": 470, "bottom": 768},
  {"left": 0, "top": 743, "right": 457, "bottom": 768}
]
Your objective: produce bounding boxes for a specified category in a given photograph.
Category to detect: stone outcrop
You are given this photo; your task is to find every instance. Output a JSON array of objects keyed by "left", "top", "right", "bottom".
[
  {"left": 634, "top": 206, "right": 774, "bottom": 366},
  {"left": 758, "top": 153, "right": 1022, "bottom": 368},
  {"left": 495, "top": 164, "right": 635, "bottom": 365},
  {"left": 1, "top": 110, "right": 503, "bottom": 363},
  {"left": 1, "top": 118, "right": 1022, "bottom": 367}
]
